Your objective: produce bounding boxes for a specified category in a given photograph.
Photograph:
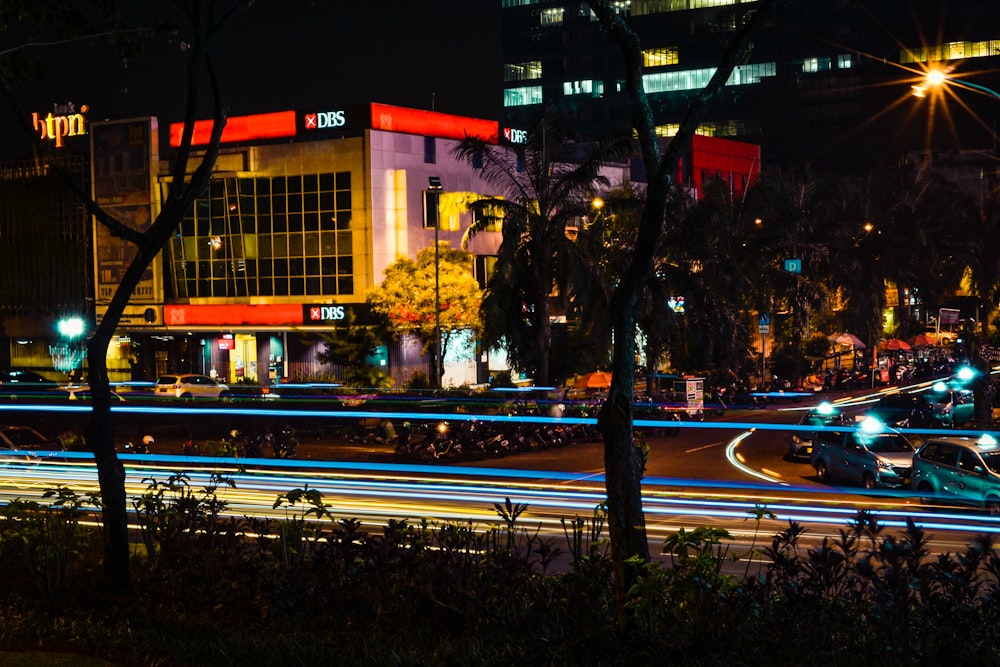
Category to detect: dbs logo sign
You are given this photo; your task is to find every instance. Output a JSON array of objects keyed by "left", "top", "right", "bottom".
[
  {"left": 304, "top": 110, "right": 346, "bottom": 130},
  {"left": 308, "top": 305, "right": 346, "bottom": 322},
  {"left": 503, "top": 127, "right": 527, "bottom": 144}
]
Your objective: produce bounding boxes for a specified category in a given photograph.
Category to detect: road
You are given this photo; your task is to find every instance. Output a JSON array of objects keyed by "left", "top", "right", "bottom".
[{"left": 1, "top": 391, "right": 998, "bottom": 564}]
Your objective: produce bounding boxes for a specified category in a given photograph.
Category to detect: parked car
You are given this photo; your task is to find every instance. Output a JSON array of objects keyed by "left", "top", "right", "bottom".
[
  {"left": 155, "top": 374, "right": 231, "bottom": 400},
  {"left": 0, "top": 370, "right": 59, "bottom": 397},
  {"left": 810, "top": 416, "right": 915, "bottom": 489},
  {"left": 787, "top": 402, "right": 853, "bottom": 459},
  {"left": 911, "top": 435, "right": 1000, "bottom": 514},
  {"left": 0, "top": 424, "right": 58, "bottom": 450}
]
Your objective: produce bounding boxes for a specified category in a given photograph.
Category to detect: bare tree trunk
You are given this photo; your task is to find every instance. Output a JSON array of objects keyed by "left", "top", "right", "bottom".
[
  {"left": 84, "top": 341, "right": 129, "bottom": 591},
  {"left": 590, "top": 0, "right": 782, "bottom": 625}
]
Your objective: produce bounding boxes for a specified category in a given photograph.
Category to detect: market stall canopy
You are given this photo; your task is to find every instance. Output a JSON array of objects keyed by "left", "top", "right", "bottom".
[
  {"left": 878, "top": 338, "right": 912, "bottom": 351},
  {"left": 908, "top": 334, "right": 936, "bottom": 347},
  {"left": 829, "top": 332, "right": 867, "bottom": 349},
  {"left": 573, "top": 371, "right": 612, "bottom": 389}
]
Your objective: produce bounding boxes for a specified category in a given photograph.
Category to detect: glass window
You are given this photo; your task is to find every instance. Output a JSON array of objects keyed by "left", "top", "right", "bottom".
[
  {"left": 642, "top": 47, "right": 679, "bottom": 68},
  {"left": 540, "top": 7, "right": 563, "bottom": 25},
  {"left": 933, "top": 444, "right": 960, "bottom": 468},
  {"left": 304, "top": 233, "right": 320, "bottom": 256},
  {"left": 504, "top": 86, "right": 544, "bottom": 107},
  {"left": 505, "top": 61, "right": 542, "bottom": 82},
  {"left": 336, "top": 190, "right": 351, "bottom": 211},
  {"left": 170, "top": 171, "right": 354, "bottom": 299},
  {"left": 424, "top": 136, "right": 436, "bottom": 164},
  {"left": 958, "top": 450, "right": 983, "bottom": 473}
]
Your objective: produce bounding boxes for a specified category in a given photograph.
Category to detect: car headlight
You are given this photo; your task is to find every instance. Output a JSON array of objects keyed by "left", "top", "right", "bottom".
[{"left": 876, "top": 459, "right": 892, "bottom": 469}]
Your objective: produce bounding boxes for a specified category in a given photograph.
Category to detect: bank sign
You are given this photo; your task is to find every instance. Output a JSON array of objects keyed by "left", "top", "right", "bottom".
[
  {"left": 33, "top": 102, "right": 88, "bottom": 148},
  {"left": 305, "top": 304, "right": 346, "bottom": 323},
  {"left": 302, "top": 303, "right": 372, "bottom": 325}
]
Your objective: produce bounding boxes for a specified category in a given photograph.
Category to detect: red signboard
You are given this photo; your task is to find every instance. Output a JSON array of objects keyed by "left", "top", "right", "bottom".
[
  {"left": 217, "top": 338, "right": 234, "bottom": 350},
  {"left": 164, "top": 304, "right": 304, "bottom": 326},
  {"left": 370, "top": 103, "right": 497, "bottom": 142},
  {"left": 169, "top": 110, "right": 297, "bottom": 147}
]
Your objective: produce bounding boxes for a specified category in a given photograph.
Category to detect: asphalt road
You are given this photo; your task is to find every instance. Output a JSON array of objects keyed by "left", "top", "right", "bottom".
[{"left": 0, "top": 394, "right": 845, "bottom": 498}]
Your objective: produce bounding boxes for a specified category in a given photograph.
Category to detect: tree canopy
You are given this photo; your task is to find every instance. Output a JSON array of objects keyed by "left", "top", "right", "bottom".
[{"left": 368, "top": 241, "right": 483, "bottom": 381}]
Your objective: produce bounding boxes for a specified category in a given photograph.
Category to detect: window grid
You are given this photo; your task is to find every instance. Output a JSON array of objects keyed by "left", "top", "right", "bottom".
[
  {"left": 901, "top": 39, "right": 1000, "bottom": 64},
  {"left": 643, "top": 47, "right": 680, "bottom": 68},
  {"left": 169, "top": 172, "right": 353, "bottom": 299},
  {"left": 504, "top": 61, "right": 543, "bottom": 82},
  {"left": 504, "top": 85, "right": 544, "bottom": 107}
]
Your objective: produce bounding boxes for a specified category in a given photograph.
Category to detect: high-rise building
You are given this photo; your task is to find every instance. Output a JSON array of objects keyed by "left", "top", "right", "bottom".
[{"left": 500, "top": 0, "right": 1000, "bottom": 175}]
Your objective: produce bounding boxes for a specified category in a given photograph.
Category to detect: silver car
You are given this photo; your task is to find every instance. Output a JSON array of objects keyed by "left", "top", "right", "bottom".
[
  {"left": 810, "top": 417, "right": 915, "bottom": 489},
  {"left": 911, "top": 435, "right": 1000, "bottom": 515}
]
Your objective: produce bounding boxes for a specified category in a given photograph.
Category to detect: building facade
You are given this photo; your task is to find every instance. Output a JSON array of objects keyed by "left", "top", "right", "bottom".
[
  {"left": 501, "top": 0, "right": 1000, "bottom": 175},
  {"left": 1, "top": 99, "right": 761, "bottom": 388},
  {"left": 90, "top": 104, "right": 514, "bottom": 389}
]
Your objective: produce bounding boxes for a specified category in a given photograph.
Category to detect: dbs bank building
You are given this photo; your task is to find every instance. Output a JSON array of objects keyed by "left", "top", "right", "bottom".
[{"left": 90, "top": 103, "right": 504, "bottom": 388}]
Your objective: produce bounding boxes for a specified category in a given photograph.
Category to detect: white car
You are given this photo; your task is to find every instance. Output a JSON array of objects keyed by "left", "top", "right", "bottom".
[
  {"left": 52, "top": 384, "right": 126, "bottom": 402},
  {"left": 155, "top": 374, "right": 231, "bottom": 401}
]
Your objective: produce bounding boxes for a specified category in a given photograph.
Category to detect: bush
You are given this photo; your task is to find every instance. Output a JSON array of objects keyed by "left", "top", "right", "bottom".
[{"left": 5, "top": 485, "right": 1000, "bottom": 665}]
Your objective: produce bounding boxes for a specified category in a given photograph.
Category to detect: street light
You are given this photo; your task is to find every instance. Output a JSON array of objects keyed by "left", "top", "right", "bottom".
[
  {"left": 912, "top": 66, "right": 1000, "bottom": 100},
  {"left": 428, "top": 176, "right": 443, "bottom": 389}
]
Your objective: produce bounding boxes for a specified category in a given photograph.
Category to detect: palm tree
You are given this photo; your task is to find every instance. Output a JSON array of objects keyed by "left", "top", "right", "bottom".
[{"left": 452, "top": 113, "right": 630, "bottom": 385}]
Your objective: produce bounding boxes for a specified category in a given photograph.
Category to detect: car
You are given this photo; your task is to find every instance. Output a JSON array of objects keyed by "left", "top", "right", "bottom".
[
  {"left": 0, "top": 370, "right": 59, "bottom": 397},
  {"left": 50, "top": 384, "right": 126, "bottom": 402},
  {"left": 810, "top": 416, "right": 915, "bottom": 489},
  {"left": 154, "top": 374, "right": 231, "bottom": 400},
  {"left": 911, "top": 435, "right": 1000, "bottom": 514},
  {"left": 865, "top": 392, "right": 940, "bottom": 428},
  {"left": 0, "top": 424, "right": 58, "bottom": 450},
  {"left": 787, "top": 402, "right": 853, "bottom": 459},
  {"left": 924, "top": 385, "right": 975, "bottom": 427}
]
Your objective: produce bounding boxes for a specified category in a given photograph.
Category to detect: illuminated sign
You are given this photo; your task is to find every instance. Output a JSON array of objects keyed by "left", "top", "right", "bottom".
[
  {"left": 165, "top": 304, "right": 304, "bottom": 326},
  {"left": 163, "top": 303, "right": 362, "bottom": 327},
  {"left": 33, "top": 102, "right": 88, "bottom": 148},
  {"left": 169, "top": 110, "right": 297, "bottom": 147},
  {"left": 503, "top": 127, "right": 528, "bottom": 144},
  {"left": 370, "top": 103, "right": 497, "bottom": 142},
  {"left": 170, "top": 104, "right": 499, "bottom": 147},
  {"left": 304, "top": 110, "right": 346, "bottom": 130},
  {"left": 306, "top": 305, "right": 346, "bottom": 323},
  {"left": 217, "top": 337, "right": 234, "bottom": 350}
]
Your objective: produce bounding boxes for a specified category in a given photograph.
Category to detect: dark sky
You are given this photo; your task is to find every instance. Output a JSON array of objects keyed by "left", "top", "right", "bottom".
[{"left": 1, "top": 1, "right": 503, "bottom": 161}]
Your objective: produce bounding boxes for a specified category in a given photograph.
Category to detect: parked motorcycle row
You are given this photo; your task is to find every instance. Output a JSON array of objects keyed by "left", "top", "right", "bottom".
[
  {"left": 389, "top": 417, "right": 604, "bottom": 462},
  {"left": 124, "top": 426, "right": 301, "bottom": 459}
]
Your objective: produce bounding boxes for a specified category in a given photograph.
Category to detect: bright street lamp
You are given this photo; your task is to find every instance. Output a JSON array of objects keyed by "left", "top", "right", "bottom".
[{"left": 912, "top": 66, "right": 1000, "bottom": 100}]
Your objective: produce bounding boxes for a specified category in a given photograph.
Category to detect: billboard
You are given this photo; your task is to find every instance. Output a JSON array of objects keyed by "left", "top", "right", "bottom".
[{"left": 90, "top": 117, "right": 162, "bottom": 326}]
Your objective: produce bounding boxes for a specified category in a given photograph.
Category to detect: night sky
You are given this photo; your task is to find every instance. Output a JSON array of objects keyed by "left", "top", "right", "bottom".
[{"left": 0, "top": 1, "right": 503, "bottom": 161}]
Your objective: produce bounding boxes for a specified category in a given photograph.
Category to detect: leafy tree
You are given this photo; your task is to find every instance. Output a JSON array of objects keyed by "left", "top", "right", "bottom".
[
  {"left": 452, "top": 113, "right": 631, "bottom": 385},
  {"left": 0, "top": 1, "right": 253, "bottom": 591},
  {"left": 314, "top": 311, "right": 391, "bottom": 389},
  {"left": 588, "top": 0, "right": 781, "bottom": 625},
  {"left": 367, "top": 241, "right": 482, "bottom": 384}
]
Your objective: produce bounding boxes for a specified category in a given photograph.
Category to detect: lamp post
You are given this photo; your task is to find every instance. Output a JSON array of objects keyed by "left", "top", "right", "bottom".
[{"left": 428, "top": 176, "right": 443, "bottom": 389}]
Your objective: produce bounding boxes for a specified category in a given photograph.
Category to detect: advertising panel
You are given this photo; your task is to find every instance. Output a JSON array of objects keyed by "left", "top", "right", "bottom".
[{"left": 90, "top": 117, "right": 162, "bottom": 325}]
